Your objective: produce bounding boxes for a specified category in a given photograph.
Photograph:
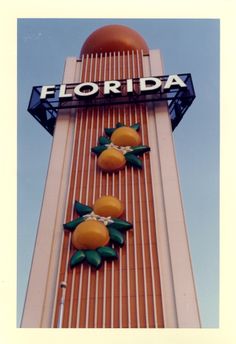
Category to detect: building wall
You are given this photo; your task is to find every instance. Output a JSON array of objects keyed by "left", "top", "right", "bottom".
[{"left": 52, "top": 51, "right": 164, "bottom": 328}]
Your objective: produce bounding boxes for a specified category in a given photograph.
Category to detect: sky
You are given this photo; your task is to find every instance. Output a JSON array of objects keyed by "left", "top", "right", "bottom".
[{"left": 17, "top": 18, "right": 219, "bottom": 328}]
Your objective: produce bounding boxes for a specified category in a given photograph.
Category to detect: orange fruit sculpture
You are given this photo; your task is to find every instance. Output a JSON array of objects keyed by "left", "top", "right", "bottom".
[
  {"left": 63, "top": 196, "right": 133, "bottom": 269},
  {"left": 93, "top": 195, "right": 124, "bottom": 218},
  {"left": 111, "top": 126, "right": 141, "bottom": 146},
  {"left": 72, "top": 220, "right": 110, "bottom": 250},
  {"left": 97, "top": 148, "right": 126, "bottom": 172},
  {"left": 92, "top": 122, "right": 150, "bottom": 172}
]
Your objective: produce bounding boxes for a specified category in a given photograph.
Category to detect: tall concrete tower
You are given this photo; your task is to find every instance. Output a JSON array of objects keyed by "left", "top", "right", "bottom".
[{"left": 21, "top": 25, "right": 200, "bottom": 328}]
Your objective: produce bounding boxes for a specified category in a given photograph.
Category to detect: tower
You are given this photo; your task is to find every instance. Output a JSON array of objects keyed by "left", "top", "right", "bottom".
[{"left": 21, "top": 25, "right": 200, "bottom": 328}]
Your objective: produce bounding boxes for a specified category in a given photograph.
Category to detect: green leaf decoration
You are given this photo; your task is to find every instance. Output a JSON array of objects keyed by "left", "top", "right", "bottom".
[
  {"left": 128, "top": 145, "right": 150, "bottom": 156},
  {"left": 108, "top": 218, "right": 133, "bottom": 231},
  {"left": 130, "top": 123, "right": 140, "bottom": 131},
  {"left": 63, "top": 216, "right": 85, "bottom": 231},
  {"left": 97, "top": 246, "right": 118, "bottom": 259},
  {"left": 74, "top": 201, "right": 93, "bottom": 216},
  {"left": 104, "top": 127, "right": 116, "bottom": 137},
  {"left": 70, "top": 250, "right": 86, "bottom": 268},
  {"left": 98, "top": 136, "right": 111, "bottom": 145},
  {"left": 116, "top": 122, "right": 125, "bottom": 128},
  {"left": 85, "top": 250, "right": 102, "bottom": 269},
  {"left": 108, "top": 227, "right": 124, "bottom": 246},
  {"left": 91, "top": 145, "right": 107, "bottom": 156},
  {"left": 125, "top": 153, "right": 143, "bottom": 169}
]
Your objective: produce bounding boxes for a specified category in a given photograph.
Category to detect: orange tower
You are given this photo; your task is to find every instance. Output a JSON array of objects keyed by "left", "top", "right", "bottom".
[{"left": 22, "top": 25, "right": 200, "bottom": 328}]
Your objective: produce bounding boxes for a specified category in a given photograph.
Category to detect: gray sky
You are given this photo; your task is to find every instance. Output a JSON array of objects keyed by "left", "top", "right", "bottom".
[{"left": 17, "top": 18, "right": 219, "bottom": 327}]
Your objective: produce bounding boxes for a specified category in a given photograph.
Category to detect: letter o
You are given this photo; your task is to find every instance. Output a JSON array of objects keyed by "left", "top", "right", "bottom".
[{"left": 74, "top": 82, "right": 99, "bottom": 98}]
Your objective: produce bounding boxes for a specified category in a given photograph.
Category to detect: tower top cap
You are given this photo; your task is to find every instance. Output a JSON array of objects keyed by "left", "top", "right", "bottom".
[{"left": 80, "top": 24, "right": 149, "bottom": 56}]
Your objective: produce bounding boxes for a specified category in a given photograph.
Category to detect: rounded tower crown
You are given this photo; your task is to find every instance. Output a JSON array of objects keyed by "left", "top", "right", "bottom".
[{"left": 80, "top": 24, "right": 149, "bottom": 56}]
